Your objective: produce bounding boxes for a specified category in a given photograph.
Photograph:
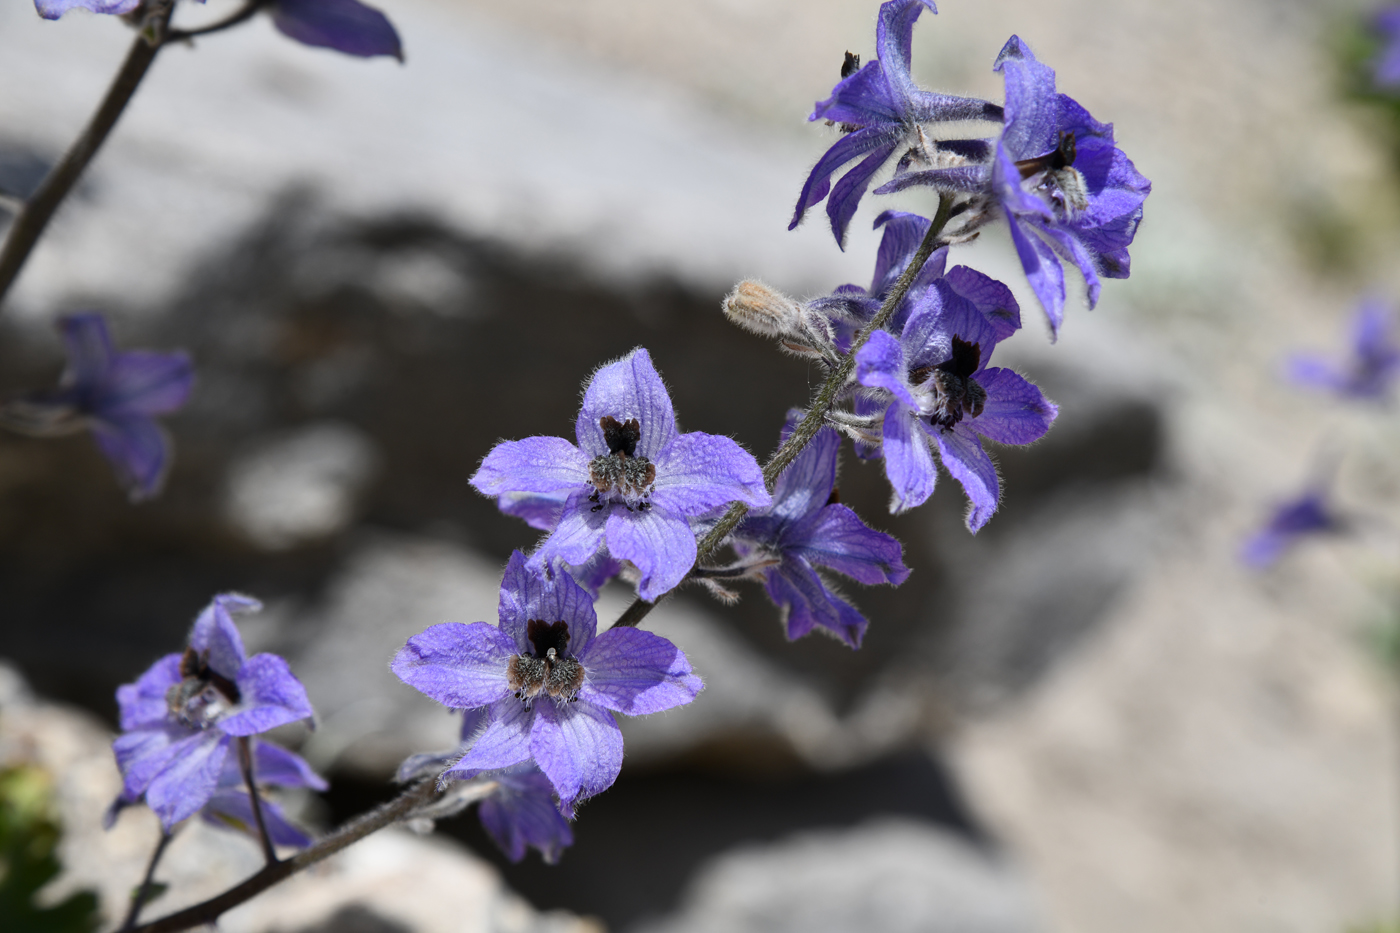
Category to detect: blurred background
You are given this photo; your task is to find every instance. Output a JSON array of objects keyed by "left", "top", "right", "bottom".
[{"left": 2, "top": 0, "right": 1400, "bottom": 931}]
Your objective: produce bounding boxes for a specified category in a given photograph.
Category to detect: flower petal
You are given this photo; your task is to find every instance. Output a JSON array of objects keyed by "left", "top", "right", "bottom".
[
  {"left": 479, "top": 766, "right": 575, "bottom": 865},
  {"left": 117, "top": 654, "right": 183, "bottom": 731},
  {"left": 102, "top": 351, "right": 194, "bottom": 417},
  {"left": 532, "top": 490, "right": 608, "bottom": 568},
  {"left": 145, "top": 731, "right": 231, "bottom": 829},
  {"left": 575, "top": 348, "right": 678, "bottom": 460},
  {"left": 57, "top": 313, "right": 114, "bottom": 385},
  {"left": 764, "top": 412, "right": 838, "bottom": 526},
  {"left": 34, "top": 0, "right": 138, "bottom": 17},
  {"left": 391, "top": 622, "right": 516, "bottom": 709},
  {"left": 651, "top": 432, "right": 770, "bottom": 514},
  {"left": 202, "top": 789, "right": 314, "bottom": 848},
  {"left": 577, "top": 627, "right": 703, "bottom": 715},
  {"left": 530, "top": 700, "right": 623, "bottom": 812},
  {"left": 855, "top": 329, "right": 917, "bottom": 408},
  {"left": 932, "top": 424, "right": 1000, "bottom": 532},
  {"left": 967, "top": 367, "right": 1057, "bottom": 445},
  {"left": 881, "top": 404, "right": 937, "bottom": 514},
  {"left": 498, "top": 550, "right": 599, "bottom": 655},
  {"left": 220, "top": 654, "right": 315, "bottom": 736},
  {"left": 790, "top": 126, "right": 899, "bottom": 231},
  {"left": 89, "top": 416, "right": 171, "bottom": 501},
  {"left": 471, "top": 436, "right": 589, "bottom": 497},
  {"left": 943, "top": 266, "right": 1022, "bottom": 341},
  {"left": 189, "top": 594, "right": 259, "bottom": 682},
  {"left": 271, "top": 0, "right": 404, "bottom": 61},
  {"left": 785, "top": 503, "right": 909, "bottom": 585},
  {"left": 604, "top": 507, "right": 697, "bottom": 601},
  {"left": 1003, "top": 207, "right": 1065, "bottom": 337},
  {"left": 993, "top": 35, "right": 1060, "bottom": 160},
  {"left": 826, "top": 139, "right": 901, "bottom": 247},
  {"left": 113, "top": 724, "right": 194, "bottom": 803},
  {"left": 250, "top": 741, "right": 328, "bottom": 791},
  {"left": 763, "top": 560, "right": 869, "bottom": 648},
  {"left": 442, "top": 698, "right": 534, "bottom": 780},
  {"left": 497, "top": 492, "right": 565, "bottom": 532}
]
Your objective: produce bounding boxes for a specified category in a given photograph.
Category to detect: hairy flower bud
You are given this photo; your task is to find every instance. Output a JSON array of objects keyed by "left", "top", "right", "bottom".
[{"left": 722, "top": 280, "right": 807, "bottom": 340}]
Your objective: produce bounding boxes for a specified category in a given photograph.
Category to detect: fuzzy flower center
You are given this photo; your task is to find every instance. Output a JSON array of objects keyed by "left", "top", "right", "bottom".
[
  {"left": 507, "top": 619, "right": 584, "bottom": 703},
  {"left": 910, "top": 336, "right": 987, "bottom": 430},
  {"left": 1014, "top": 129, "right": 1088, "bottom": 216},
  {"left": 166, "top": 646, "right": 241, "bottom": 727},
  {"left": 587, "top": 416, "right": 656, "bottom": 512}
]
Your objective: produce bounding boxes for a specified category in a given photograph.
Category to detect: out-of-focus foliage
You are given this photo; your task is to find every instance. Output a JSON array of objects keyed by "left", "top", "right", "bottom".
[{"left": 0, "top": 765, "right": 99, "bottom": 933}]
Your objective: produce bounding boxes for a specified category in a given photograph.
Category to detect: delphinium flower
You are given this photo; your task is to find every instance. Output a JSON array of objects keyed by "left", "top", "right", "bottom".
[
  {"left": 1373, "top": 7, "right": 1400, "bottom": 90},
  {"left": 879, "top": 37, "right": 1150, "bottom": 336},
  {"left": 854, "top": 269, "right": 1056, "bottom": 525},
  {"left": 788, "top": 0, "right": 1003, "bottom": 247},
  {"left": 34, "top": 0, "right": 403, "bottom": 63},
  {"left": 728, "top": 413, "right": 909, "bottom": 648},
  {"left": 110, "top": 594, "right": 316, "bottom": 830},
  {"left": 391, "top": 552, "right": 703, "bottom": 814},
  {"left": 1241, "top": 485, "right": 1342, "bottom": 568},
  {"left": 1287, "top": 298, "right": 1400, "bottom": 401},
  {"left": 471, "top": 348, "right": 770, "bottom": 601},
  {"left": 0, "top": 313, "right": 192, "bottom": 500}
]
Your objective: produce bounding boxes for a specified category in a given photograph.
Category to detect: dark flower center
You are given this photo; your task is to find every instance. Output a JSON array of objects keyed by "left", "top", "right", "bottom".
[
  {"left": 1014, "top": 130, "right": 1077, "bottom": 179},
  {"left": 910, "top": 336, "right": 986, "bottom": 429},
  {"left": 588, "top": 416, "right": 655, "bottom": 512},
  {"left": 507, "top": 619, "right": 584, "bottom": 702},
  {"left": 840, "top": 51, "right": 861, "bottom": 79},
  {"left": 166, "top": 646, "right": 241, "bottom": 727},
  {"left": 1014, "top": 130, "right": 1088, "bottom": 215}
]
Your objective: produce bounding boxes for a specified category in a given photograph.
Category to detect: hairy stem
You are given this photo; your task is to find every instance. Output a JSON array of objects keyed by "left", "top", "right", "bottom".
[
  {"left": 119, "top": 830, "right": 173, "bottom": 931},
  {"left": 0, "top": 1, "right": 174, "bottom": 310},
  {"left": 237, "top": 737, "right": 279, "bottom": 865},
  {"left": 125, "top": 778, "right": 494, "bottom": 933},
  {"left": 611, "top": 194, "right": 953, "bottom": 630}
]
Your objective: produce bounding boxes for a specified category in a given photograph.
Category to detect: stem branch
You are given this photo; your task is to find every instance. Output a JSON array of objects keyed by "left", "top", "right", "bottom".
[
  {"left": 119, "top": 830, "right": 173, "bottom": 931},
  {"left": 611, "top": 194, "right": 953, "bottom": 630},
  {"left": 0, "top": 2, "right": 174, "bottom": 309},
  {"left": 237, "top": 737, "right": 279, "bottom": 866}
]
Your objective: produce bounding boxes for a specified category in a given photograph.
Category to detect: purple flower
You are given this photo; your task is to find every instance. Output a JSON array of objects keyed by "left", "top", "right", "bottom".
[
  {"left": 32, "top": 0, "right": 138, "bottom": 19},
  {"left": 471, "top": 348, "right": 770, "bottom": 601},
  {"left": 478, "top": 764, "right": 575, "bottom": 864},
  {"left": 198, "top": 741, "right": 326, "bottom": 848},
  {"left": 855, "top": 268, "right": 1056, "bottom": 526},
  {"left": 732, "top": 413, "right": 910, "bottom": 648},
  {"left": 271, "top": 0, "right": 403, "bottom": 61},
  {"left": 0, "top": 313, "right": 192, "bottom": 501},
  {"left": 879, "top": 36, "right": 1150, "bottom": 336},
  {"left": 1288, "top": 298, "right": 1400, "bottom": 401},
  {"left": 1241, "top": 487, "right": 1341, "bottom": 568},
  {"left": 110, "top": 594, "right": 316, "bottom": 830},
  {"left": 391, "top": 552, "right": 702, "bottom": 813},
  {"left": 789, "top": 0, "right": 1002, "bottom": 247},
  {"left": 1374, "top": 8, "right": 1400, "bottom": 89}
]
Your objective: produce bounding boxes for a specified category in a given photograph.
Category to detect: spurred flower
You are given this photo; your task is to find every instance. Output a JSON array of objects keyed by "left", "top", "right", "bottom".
[
  {"left": 855, "top": 268, "right": 1055, "bottom": 526},
  {"left": 878, "top": 36, "right": 1150, "bottom": 336},
  {"left": 732, "top": 413, "right": 909, "bottom": 648},
  {"left": 391, "top": 552, "right": 702, "bottom": 813},
  {"left": 110, "top": 594, "right": 316, "bottom": 830},
  {"left": 471, "top": 348, "right": 770, "bottom": 601},
  {"left": 1288, "top": 298, "right": 1400, "bottom": 401},
  {"left": 0, "top": 313, "right": 192, "bottom": 500},
  {"left": 789, "top": 0, "right": 1002, "bottom": 247},
  {"left": 477, "top": 764, "right": 575, "bottom": 864}
]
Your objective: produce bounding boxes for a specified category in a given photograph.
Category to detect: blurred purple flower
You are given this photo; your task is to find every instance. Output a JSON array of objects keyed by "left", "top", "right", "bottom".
[
  {"left": 0, "top": 313, "right": 192, "bottom": 500},
  {"left": 855, "top": 268, "right": 1055, "bottom": 526},
  {"left": 271, "top": 0, "right": 403, "bottom": 61},
  {"left": 732, "top": 412, "right": 909, "bottom": 648},
  {"left": 478, "top": 764, "right": 574, "bottom": 864},
  {"left": 1374, "top": 8, "right": 1400, "bottom": 89},
  {"left": 1288, "top": 298, "right": 1400, "bottom": 401},
  {"left": 471, "top": 348, "right": 769, "bottom": 601},
  {"left": 1241, "top": 487, "right": 1341, "bottom": 568},
  {"left": 789, "top": 0, "right": 1002, "bottom": 247},
  {"left": 391, "top": 552, "right": 702, "bottom": 814},
  {"left": 32, "top": 0, "right": 138, "bottom": 19},
  {"left": 109, "top": 594, "right": 316, "bottom": 830},
  {"left": 880, "top": 36, "right": 1150, "bottom": 336}
]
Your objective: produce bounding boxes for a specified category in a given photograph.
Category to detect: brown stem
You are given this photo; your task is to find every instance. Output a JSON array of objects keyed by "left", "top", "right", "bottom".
[
  {"left": 0, "top": 1, "right": 174, "bottom": 310},
  {"left": 166, "top": 0, "right": 267, "bottom": 41},
  {"left": 237, "top": 737, "right": 279, "bottom": 866},
  {"left": 611, "top": 194, "right": 953, "bottom": 630},
  {"left": 125, "top": 778, "right": 494, "bottom": 933},
  {"left": 119, "top": 829, "right": 173, "bottom": 931}
]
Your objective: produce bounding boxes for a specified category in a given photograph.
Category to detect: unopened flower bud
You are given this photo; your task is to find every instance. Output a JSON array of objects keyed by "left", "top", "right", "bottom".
[{"left": 723, "top": 280, "right": 807, "bottom": 340}]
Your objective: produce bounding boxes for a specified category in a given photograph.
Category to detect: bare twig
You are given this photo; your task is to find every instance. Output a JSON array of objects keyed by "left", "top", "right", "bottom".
[
  {"left": 611, "top": 194, "right": 954, "bottom": 630},
  {"left": 118, "top": 829, "right": 173, "bottom": 931},
  {"left": 237, "top": 737, "right": 279, "bottom": 866}
]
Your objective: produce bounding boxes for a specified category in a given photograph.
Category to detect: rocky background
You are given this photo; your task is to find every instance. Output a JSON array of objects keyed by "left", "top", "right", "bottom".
[{"left": 1, "top": 1, "right": 1398, "bottom": 931}]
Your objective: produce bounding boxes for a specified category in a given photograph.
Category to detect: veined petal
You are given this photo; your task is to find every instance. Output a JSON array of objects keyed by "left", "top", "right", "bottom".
[
  {"left": 605, "top": 507, "right": 696, "bottom": 601},
  {"left": 498, "top": 550, "right": 598, "bottom": 655},
  {"left": 89, "top": 416, "right": 171, "bottom": 501},
  {"left": 786, "top": 503, "right": 909, "bottom": 585},
  {"left": 875, "top": 164, "right": 990, "bottom": 195},
  {"left": 790, "top": 126, "right": 900, "bottom": 231},
  {"left": 57, "top": 313, "right": 114, "bottom": 385},
  {"left": 875, "top": 0, "right": 939, "bottom": 104},
  {"left": 855, "top": 330, "right": 917, "bottom": 408},
  {"left": 497, "top": 491, "right": 565, "bottom": 532},
  {"left": 1004, "top": 208, "right": 1065, "bottom": 337},
  {"left": 882, "top": 404, "right": 937, "bottom": 514},
  {"left": 145, "top": 731, "right": 231, "bottom": 829},
  {"left": 250, "top": 741, "right": 327, "bottom": 791},
  {"left": 576, "top": 348, "right": 678, "bottom": 460},
  {"left": 871, "top": 210, "right": 934, "bottom": 296},
  {"left": 113, "top": 724, "right": 194, "bottom": 802},
  {"left": 932, "top": 424, "right": 1000, "bottom": 532},
  {"left": 471, "top": 436, "right": 589, "bottom": 497},
  {"left": 827, "top": 139, "right": 901, "bottom": 247},
  {"left": 391, "top": 622, "right": 516, "bottom": 710},
  {"left": 651, "top": 432, "right": 769, "bottom": 515},
  {"left": 442, "top": 698, "right": 534, "bottom": 781},
  {"left": 763, "top": 561, "right": 868, "bottom": 648},
  {"left": 1041, "top": 223, "right": 1102, "bottom": 309},
  {"left": 577, "top": 627, "right": 703, "bottom": 715},
  {"left": 993, "top": 35, "right": 1060, "bottom": 160},
  {"left": 271, "top": 0, "right": 404, "bottom": 61},
  {"left": 812, "top": 60, "right": 903, "bottom": 125},
  {"left": 943, "top": 266, "right": 1022, "bottom": 339},
  {"left": 765, "top": 412, "right": 838, "bottom": 525},
  {"left": 532, "top": 490, "right": 608, "bottom": 568},
  {"left": 968, "top": 367, "right": 1057, "bottom": 445},
  {"left": 117, "top": 654, "right": 183, "bottom": 730},
  {"left": 479, "top": 767, "right": 574, "bottom": 865},
  {"left": 102, "top": 351, "right": 194, "bottom": 417},
  {"left": 530, "top": 700, "right": 623, "bottom": 812},
  {"left": 189, "top": 594, "right": 258, "bottom": 682},
  {"left": 220, "top": 654, "right": 315, "bottom": 736}
]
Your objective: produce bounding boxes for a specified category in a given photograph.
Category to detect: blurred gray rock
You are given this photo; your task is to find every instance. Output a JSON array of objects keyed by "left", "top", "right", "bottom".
[{"left": 634, "top": 818, "right": 1041, "bottom": 933}]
